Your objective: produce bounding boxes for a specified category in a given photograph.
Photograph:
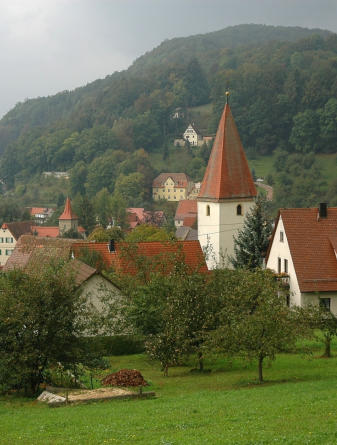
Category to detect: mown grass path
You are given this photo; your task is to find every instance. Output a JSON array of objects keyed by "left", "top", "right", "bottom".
[{"left": 1, "top": 351, "right": 337, "bottom": 444}]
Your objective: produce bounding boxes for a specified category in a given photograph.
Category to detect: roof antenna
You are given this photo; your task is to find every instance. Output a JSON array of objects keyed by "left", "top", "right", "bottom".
[{"left": 225, "top": 91, "right": 230, "bottom": 104}]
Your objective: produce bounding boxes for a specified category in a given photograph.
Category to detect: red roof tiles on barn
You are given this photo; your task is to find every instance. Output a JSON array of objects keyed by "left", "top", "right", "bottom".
[{"left": 198, "top": 104, "right": 256, "bottom": 201}]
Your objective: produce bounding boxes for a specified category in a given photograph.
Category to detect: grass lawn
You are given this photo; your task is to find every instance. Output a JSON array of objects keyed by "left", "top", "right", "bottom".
[{"left": 2, "top": 344, "right": 337, "bottom": 444}]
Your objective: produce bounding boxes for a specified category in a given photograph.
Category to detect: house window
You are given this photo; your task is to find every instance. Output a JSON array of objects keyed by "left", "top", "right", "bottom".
[
  {"left": 278, "top": 257, "right": 281, "bottom": 274},
  {"left": 236, "top": 204, "right": 242, "bottom": 216},
  {"left": 320, "top": 298, "right": 331, "bottom": 311},
  {"left": 0, "top": 237, "right": 3, "bottom": 243},
  {"left": 5, "top": 249, "right": 13, "bottom": 256},
  {"left": 284, "top": 259, "right": 288, "bottom": 274},
  {"left": 280, "top": 231, "right": 284, "bottom": 242},
  {"left": 0, "top": 249, "right": 1, "bottom": 255},
  {"left": 5, "top": 237, "right": 13, "bottom": 243},
  {"left": 206, "top": 205, "right": 210, "bottom": 216}
]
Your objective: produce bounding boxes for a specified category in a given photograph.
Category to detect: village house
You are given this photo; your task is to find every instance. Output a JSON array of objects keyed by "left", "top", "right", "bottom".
[
  {"left": 0, "top": 221, "right": 32, "bottom": 267},
  {"left": 0, "top": 198, "right": 85, "bottom": 266},
  {"left": 27, "top": 207, "right": 55, "bottom": 224},
  {"left": 3, "top": 235, "right": 120, "bottom": 311},
  {"left": 152, "top": 173, "right": 194, "bottom": 202},
  {"left": 197, "top": 101, "right": 257, "bottom": 269},
  {"left": 183, "top": 123, "right": 203, "bottom": 146},
  {"left": 266, "top": 205, "right": 337, "bottom": 316},
  {"left": 174, "top": 200, "right": 197, "bottom": 228},
  {"left": 127, "top": 208, "right": 166, "bottom": 230}
]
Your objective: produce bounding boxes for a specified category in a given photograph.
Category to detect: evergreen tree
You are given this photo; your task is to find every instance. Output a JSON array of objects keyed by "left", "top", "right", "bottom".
[{"left": 230, "top": 196, "right": 272, "bottom": 269}]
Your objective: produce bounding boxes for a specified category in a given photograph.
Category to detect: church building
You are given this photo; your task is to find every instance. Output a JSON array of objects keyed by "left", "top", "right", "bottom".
[{"left": 198, "top": 98, "right": 257, "bottom": 269}]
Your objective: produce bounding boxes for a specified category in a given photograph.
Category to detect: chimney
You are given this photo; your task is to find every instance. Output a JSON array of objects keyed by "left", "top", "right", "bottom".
[
  {"left": 108, "top": 239, "right": 115, "bottom": 252},
  {"left": 319, "top": 203, "right": 328, "bottom": 219}
]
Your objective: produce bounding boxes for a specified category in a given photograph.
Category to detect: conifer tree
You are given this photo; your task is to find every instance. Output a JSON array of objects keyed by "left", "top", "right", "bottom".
[{"left": 230, "top": 196, "right": 272, "bottom": 269}]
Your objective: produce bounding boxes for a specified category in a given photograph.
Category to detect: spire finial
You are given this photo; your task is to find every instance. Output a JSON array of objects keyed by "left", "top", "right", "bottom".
[{"left": 225, "top": 91, "right": 230, "bottom": 104}]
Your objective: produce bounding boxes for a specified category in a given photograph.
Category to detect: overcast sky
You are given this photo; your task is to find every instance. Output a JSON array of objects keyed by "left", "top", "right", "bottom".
[{"left": 0, "top": 0, "right": 336, "bottom": 118}]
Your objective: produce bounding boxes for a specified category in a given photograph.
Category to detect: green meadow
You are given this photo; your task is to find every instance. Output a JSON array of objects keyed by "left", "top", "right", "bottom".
[{"left": 2, "top": 343, "right": 337, "bottom": 445}]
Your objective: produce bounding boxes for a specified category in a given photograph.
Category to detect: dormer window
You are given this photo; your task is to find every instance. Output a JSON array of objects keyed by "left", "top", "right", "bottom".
[
  {"left": 236, "top": 204, "right": 242, "bottom": 216},
  {"left": 280, "top": 231, "right": 284, "bottom": 242},
  {"left": 206, "top": 205, "right": 210, "bottom": 216}
]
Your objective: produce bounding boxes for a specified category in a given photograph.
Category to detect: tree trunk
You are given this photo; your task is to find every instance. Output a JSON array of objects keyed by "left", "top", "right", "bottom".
[
  {"left": 258, "top": 354, "right": 264, "bottom": 383},
  {"left": 163, "top": 364, "right": 168, "bottom": 377},
  {"left": 323, "top": 335, "right": 332, "bottom": 358},
  {"left": 198, "top": 351, "right": 204, "bottom": 372}
]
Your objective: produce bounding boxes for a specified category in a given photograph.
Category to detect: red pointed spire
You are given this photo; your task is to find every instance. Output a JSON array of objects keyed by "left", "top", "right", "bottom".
[
  {"left": 198, "top": 103, "right": 256, "bottom": 201},
  {"left": 59, "top": 198, "right": 78, "bottom": 220}
]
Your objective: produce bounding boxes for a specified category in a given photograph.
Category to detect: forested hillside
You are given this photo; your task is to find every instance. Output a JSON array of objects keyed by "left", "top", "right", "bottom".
[{"left": 0, "top": 24, "right": 336, "bottom": 215}]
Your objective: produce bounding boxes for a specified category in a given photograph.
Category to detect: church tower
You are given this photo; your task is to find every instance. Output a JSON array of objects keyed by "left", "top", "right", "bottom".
[
  {"left": 198, "top": 98, "right": 257, "bottom": 269},
  {"left": 59, "top": 197, "right": 79, "bottom": 235}
]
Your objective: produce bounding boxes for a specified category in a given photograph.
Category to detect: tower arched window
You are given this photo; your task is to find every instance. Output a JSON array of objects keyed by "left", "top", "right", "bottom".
[
  {"left": 206, "top": 205, "right": 210, "bottom": 216},
  {"left": 236, "top": 204, "right": 242, "bottom": 216}
]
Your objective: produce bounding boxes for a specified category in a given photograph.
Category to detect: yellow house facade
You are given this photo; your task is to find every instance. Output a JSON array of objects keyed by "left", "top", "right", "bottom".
[{"left": 152, "top": 173, "right": 194, "bottom": 202}]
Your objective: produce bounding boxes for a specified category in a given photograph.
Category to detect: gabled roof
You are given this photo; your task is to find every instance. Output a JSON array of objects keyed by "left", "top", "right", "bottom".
[
  {"left": 268, "top": 207, "right": 337, "bottom": 292},
  {"left": 59, "top": 197, "right": 78, "bottom": 220},
  {"left": 3, "top": 235, "right": 91, "bottom": 286},
  {"left": 198, "top": 104, "right": 256, "bottom": 201},
  {"left": 69, "top": 259, "right": 97, "bottom": 286},
  {"left": 175, "top": 200, "right": 197, "bottom": 221},
  {"left": 153, "top": 173, "right": 191, "bottom": 188},
  {"left": 72, "top": 240, "right": 208, "bottom": 275},
  {"left": 1, "top": 221, "right": 32, "bottom": 240},
  {"left": 4, "top": 235, "right": 80, "bottom": 271},
  {"left": 176, "top": 226, "right": 198, "bottom": 241},
  {"left": 184, "top": 123, "right": 201, "bottom": 136}
]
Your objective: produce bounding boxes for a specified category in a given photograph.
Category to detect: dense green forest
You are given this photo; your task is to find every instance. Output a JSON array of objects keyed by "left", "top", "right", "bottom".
[{"left": 0, "top": 24, "right": 336, "bottom": 218}]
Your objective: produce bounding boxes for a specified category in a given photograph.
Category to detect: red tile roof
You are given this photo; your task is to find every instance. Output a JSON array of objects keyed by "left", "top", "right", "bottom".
[
  {"left": 4, "top": 235, "right": 82, "bottom": 271},
  {"left": 31, "top": 226, "right": 60, "bottom": 237},
  {"left": 183, "top": 215, "right": 197, "bottom": 228},
  {"left": 127, "top": 208, "right": 166, "bottom": 229},
  {"left": 269, "top": 207, "right": 337, "bottom": 292},
  {"left": 175, "top": 200, "right": 197, "bottom": 221},
  {"left": 30, "top": 207, "right": 46, "bottom": 215},
  {"left": 153, "top": 173, "right": 191, "bottom": 188},
  {"left": 72, "top": 240, "right": 208, "bottom": 275},
  {"left": 198, "top": 104, "right": 256, "bottom": 201},
  {"left": 3, "top": 236, "right": 90, "bottom": 286},
  {"left": 59, "top": 197, "right": 78, "bottom": 220}
]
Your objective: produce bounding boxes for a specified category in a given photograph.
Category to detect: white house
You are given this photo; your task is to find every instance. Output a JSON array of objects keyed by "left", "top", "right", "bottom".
[
  {"left": 183, "top": 123, "right": 202, "bottom": 147},
  {"left": 197, "top": 103, "right": 257, "bottom": 269},
  {"left": 266, "top": 205, "right": 337, "bottom": 315},
  {"left": 0, "top": 221, "right": 32, "bottom": 267}
]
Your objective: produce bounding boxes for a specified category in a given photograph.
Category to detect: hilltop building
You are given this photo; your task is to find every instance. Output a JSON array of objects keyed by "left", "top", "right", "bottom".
[
  {"left": 152, "top": 173, "right": 194, "bottom": 202},
  {"left": 197, "top": 100, "right": 257, "bottom": 268},
  {"left": 183, "top": 123, "right": 203, "bottom": 146},
  {"left": 27, "top": 207, "right": 55, "bottom": 224}
]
